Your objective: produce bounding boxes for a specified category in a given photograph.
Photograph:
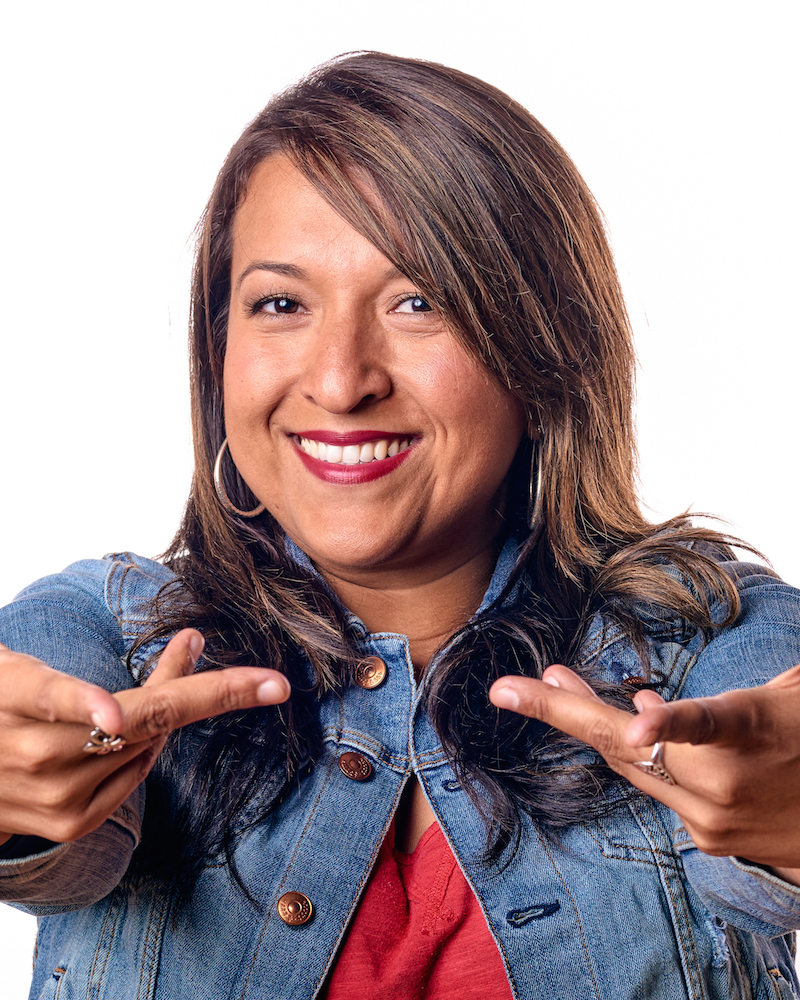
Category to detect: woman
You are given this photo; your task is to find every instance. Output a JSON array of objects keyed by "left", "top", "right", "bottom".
[{"left": 1, "top": 52, "right": 800, "bottom": 1000}]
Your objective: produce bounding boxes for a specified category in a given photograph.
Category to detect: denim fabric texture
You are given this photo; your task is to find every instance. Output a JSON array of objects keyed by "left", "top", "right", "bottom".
[{"left": 1, "top": 543, "right": 800, "bottom": 1000}]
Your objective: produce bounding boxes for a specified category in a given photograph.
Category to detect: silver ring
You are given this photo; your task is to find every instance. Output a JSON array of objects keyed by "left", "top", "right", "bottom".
[
  {"left": 82, "top": 727, "right": 127, "bottom": 755},
  {"left": 631, "top": 742, "right": 676, "bottom": 786}
]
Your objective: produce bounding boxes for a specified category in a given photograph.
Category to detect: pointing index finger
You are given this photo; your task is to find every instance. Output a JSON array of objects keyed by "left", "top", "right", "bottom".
[
  {"left": 116, "top": 666, "right": 291, "bottom": 742},
  {"left": 490, "top": 675, "right": 634, "bottom": 760}
]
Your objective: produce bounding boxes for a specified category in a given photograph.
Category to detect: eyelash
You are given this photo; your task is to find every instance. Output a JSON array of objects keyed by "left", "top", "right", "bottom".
[
  {"left": 246, "top": 293, "right": 302, "bottom": 317},
  {"left": 393, "top": 293, "right": 432, "bottom": 313},
  {"left": 244, "top": 291, "right": 433, "bottom": 317}
]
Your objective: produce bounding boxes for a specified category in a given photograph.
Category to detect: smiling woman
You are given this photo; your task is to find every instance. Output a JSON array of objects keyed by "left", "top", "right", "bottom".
[
  {"left": 224, "top": 156, "right": 525, "bottom": 600},
  {"left": 1, "top": 51, "right": 800, "bottom": 1000}
]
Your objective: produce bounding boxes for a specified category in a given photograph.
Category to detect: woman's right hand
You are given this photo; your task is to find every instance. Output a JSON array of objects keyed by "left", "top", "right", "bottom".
[{"left": 0, "top": 629, "right": 290, "bottom": 846}]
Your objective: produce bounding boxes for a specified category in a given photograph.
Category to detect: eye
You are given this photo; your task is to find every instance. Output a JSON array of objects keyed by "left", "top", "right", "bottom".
[
  {"left": 258, "top": 295, "right": 303, "bottom": 315},
  {"left": 394, "top": 294, "right": 433, "bottom": 313}
]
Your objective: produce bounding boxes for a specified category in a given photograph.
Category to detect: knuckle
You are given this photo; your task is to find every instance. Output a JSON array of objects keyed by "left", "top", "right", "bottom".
[
  {"left": 690, "top": 702, "right": 719, "bottom": 745},
  {"left": 52, "top": 814, "right": 94, "bottom": 843},
  {"left": 131, "top": 693, "right": 182, "bottom": 735},
  {"left": 584, "top": 719, "right": 623, "bottom": 756},
  {"left": 13, "top": 733, "right": 60, "bottom": 777},
  {"left": 210, "top": 677, "right": 248, "bottom": 716},
  {"left": 685, "top": 808, "right": 736, "bottom": 854},
  {"left": 36, "top": 782, "right": 78, "bottom": 815},
  {"left": 525, "top": 692, "right": 555, "bottom": 722}
]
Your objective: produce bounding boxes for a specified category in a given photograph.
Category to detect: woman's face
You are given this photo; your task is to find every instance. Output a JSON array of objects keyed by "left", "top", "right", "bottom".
[{"left": 224, "top": 156, "right": 526, "bottom": 585}]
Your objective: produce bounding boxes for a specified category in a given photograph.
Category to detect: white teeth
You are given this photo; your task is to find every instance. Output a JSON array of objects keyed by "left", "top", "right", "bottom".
[{"left": 298, "top": 436, "right": 412, "bottom": 465}]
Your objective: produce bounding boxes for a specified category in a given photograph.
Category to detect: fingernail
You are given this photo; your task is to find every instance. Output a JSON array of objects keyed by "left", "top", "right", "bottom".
[
  {"left": 189, "top": 634, "right": 205, "bottom": 660},
  {"left": 542, "top": 675, "right": 560, "bottom": 688},
  {"left": 257, "top": 678, "right": 288, "bottom": 703},
  {"left": 492, "top": 686, "right": 520, "bottom": 711}
]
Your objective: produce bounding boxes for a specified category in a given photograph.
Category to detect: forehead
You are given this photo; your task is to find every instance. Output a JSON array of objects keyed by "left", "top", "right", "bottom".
[{"left": 230, "top": 155, "right": 394, "bottom": 282}]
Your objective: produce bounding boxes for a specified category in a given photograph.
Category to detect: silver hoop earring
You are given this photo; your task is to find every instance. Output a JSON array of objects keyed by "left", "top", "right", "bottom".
[
  {"left": 527, "top": 440, "right": 544, "bottom": 530},
  {"left": 213, "top": 438, "right": 266, "bottom": 518}
]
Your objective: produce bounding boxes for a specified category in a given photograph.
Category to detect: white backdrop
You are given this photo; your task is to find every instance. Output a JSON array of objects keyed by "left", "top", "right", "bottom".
[{"left": 1, "top": 1, "right": 797, "bottom": 994}]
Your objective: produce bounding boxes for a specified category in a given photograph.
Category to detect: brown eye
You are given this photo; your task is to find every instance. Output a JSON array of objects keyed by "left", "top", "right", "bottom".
[{"left": 262, "top": 296, "right": 300, "bottom": 314}]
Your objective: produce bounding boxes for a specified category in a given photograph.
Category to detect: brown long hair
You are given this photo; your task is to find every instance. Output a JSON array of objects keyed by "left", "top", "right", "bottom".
[{"left": 138, "top": 53, "right": 748, "bottom": 881}]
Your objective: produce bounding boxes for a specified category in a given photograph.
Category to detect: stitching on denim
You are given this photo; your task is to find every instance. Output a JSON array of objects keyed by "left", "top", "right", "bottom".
[
  {"left": 335, "top": 728, "right": 409, "bottom": 766},
  {"left": 585, "top": 823, "right": 682, "bottom": 867},
  {"left": 136, "top": 887, "right": 171, "bottom": 1000},
  {"left": 535, "top": 827, "right": 603, "bottom": 1000},
  {"left": 322, "top": 727, "right": 409, "bottom": 771},
  {"left": 310, "top": 781, "right": 407, "bottom": 998},
  {"left": 86, "top": 889, "right": 122, "bottom": 1000},
  {"left": 634, "top": 797, "right": 705, "bottom": 999},
  {"left": 238, "top": 704, "right": 344, "bottom": 1000}
]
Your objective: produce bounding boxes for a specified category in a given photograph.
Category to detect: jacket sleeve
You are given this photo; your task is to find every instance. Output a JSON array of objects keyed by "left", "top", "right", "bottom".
[
  {"left": 0, "top": 558, "right": 146, "bottom": 910},
  {"left": 0, "top": 788, "right": 143, "bottom": 914},
  {"left": 671, "top": 564, "right": 800, "bottom": 934}
]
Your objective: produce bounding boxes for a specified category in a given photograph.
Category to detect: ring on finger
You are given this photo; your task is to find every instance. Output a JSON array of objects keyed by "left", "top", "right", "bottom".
[
  {"left": 631, "top": 742, "right": 676, "bottom": 786},
  {"left": 83, "top": 727, "right": 127, "bottom": 755}
]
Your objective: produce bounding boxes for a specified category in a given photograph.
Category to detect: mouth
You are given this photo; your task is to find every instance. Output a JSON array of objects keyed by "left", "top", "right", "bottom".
[
  {"left": 291, "top": 431, "right": 417, "bottom": 484},
  {"left": 295, "top": 435, "right": 414, "bottom": 466}
]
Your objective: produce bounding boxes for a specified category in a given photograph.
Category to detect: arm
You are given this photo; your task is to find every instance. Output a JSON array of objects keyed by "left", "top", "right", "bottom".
[
  {"left": 0, "top": 635, "right": 291, "bottom": 908},
  {"left": 489, "top": 567, "right": 800, "bottom": 871},
  {"left": 490, "top": 663, "right": 800, "bottom": 873}
]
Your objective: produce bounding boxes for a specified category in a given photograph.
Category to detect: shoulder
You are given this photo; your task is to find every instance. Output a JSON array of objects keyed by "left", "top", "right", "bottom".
[
  {"left": 579, "top": 560, "right": 800, "bottom": 697},
  {"left": 0, "top": 553, "right": 181, "bottom": 687},
  {"left": 11, "top": 551, "right": 177, "bottom": 618}
]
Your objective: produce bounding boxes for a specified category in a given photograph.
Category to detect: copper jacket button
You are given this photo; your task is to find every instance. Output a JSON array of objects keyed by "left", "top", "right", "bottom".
[
  {"left": 277, "top": 891, "right": 313, "bottom": 926},
  {"left": 338, "top": 751, "right": 373, "bottom": 781},
  {"left": 355, "top": 656, "right": 387, "bottom": 689}
]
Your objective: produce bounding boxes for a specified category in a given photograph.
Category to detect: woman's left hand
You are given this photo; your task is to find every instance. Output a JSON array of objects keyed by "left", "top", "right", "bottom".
[{"left": 489, "top": 664, "right": 800, "bottom": 879}]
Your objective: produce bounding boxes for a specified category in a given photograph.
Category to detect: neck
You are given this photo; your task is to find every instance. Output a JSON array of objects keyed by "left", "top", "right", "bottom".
[{"left": 318, "top": 541, "right": 501, "bottom": 676}]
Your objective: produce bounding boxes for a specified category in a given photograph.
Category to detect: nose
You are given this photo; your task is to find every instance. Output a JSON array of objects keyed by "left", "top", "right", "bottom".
[{"left": 298, "top": 312, "right": 391, "bottom": 413}]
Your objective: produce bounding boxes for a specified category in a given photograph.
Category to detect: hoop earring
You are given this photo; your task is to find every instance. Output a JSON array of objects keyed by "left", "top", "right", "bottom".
[
  {"left": 213, "top": 438, "right": 266, "bottom": 518},
  {"left": 527, "top": 439, "right": 544, "bottom": 530}
]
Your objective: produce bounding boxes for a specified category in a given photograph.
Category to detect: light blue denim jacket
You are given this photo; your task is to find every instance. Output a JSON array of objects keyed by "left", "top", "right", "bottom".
[{"left": 2, "top": 543, "right": 800, "bottom": 1000}]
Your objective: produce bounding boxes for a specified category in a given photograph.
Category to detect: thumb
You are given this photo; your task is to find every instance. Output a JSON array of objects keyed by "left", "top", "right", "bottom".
[
  {"left": 144, "top": 629, "right": 205, "bottom": 686},
  {"left": 765, "top": 662, "right": 800, "bottom": 690}
]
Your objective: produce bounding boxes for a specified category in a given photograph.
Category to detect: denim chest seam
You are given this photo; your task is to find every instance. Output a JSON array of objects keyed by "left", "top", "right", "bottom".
[
  {"left": 86, "top": 889, "right": 124, "bottom": 996},
  {"left": 534, "top": 827, "right": 604, "bottom": 1000},
  {"left": 136, "top": 888, "right": 171, "bottom": 1000},
  {"left": 237, "top": 693, "right": 348, "bottom": 999},
  {"left": 628, "top": 796, "right": 706, "bottom": 998}
]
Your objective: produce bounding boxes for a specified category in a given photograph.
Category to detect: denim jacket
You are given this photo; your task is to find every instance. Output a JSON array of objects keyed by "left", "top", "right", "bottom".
[{"left": 2, "top": 543, "right": 800, "bottom": 1000}]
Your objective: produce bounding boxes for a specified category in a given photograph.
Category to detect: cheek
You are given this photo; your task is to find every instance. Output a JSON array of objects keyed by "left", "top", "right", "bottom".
[
  {"left": 223, "top": 341, "right": 281, "bottom": 430},
  {"left": 440, "top": 360, "right": 526, "bottom": 452}
]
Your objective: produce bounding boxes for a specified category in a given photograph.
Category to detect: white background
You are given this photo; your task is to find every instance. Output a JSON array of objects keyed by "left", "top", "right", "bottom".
[{"left": 0, "top": 1, "right": 797, "bottom": 994}]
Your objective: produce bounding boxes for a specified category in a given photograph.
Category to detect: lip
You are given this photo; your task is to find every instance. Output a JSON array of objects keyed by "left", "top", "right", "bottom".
[{"left": 293, "top": 436, "right": 416, "bottom": 484}]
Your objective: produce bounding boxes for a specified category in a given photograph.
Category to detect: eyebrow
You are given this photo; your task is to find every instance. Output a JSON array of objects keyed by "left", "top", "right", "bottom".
[
  {"left": 235, "top": 260, "right": 406, "bottom": 290},
  {"left": 235, "top": 261, "right": 308, "bottom": 290}
]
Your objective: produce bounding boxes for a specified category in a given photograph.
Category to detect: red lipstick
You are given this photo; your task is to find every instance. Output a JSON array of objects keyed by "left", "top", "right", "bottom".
[{"left": 293, "top": 435, "right": 415, "bottom": 484}]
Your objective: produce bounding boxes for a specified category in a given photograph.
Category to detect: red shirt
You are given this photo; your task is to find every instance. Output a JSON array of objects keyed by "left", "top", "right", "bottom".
[{"left": 321, "top": 821, "right": 514, "bottom": 1000}]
